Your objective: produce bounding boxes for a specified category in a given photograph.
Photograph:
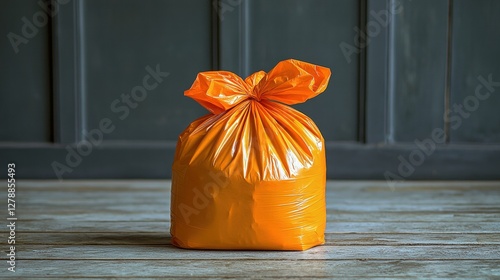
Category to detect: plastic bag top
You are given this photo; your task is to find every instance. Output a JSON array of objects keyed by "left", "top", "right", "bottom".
[{"left": 185, "top": 59, "right": 331, "bottom": 114}]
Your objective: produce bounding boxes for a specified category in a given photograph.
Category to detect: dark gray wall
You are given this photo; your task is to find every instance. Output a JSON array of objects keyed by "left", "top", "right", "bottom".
[{"left": 1, "top": 0, "right": 500, "bottom": 180}]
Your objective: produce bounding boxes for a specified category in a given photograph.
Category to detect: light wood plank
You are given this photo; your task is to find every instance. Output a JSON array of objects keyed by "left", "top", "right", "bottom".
[
  {"left": 12, "top": 202, "right": 500, "bottom": 223},
  {"left": 17, "top": 204, "right": 500, "bottom": 215},
  {"left": 12, "top": 220, "right": 500, "bottom": 234},
  {"left": 16, "top": 197, "right": 500, "bottom": 216},
  {"left": 16, "top": 180, "right": 500, "bottom": 192},
  {"left": 17, "top": 199, "right": 500, "bottom": 212},
  {"left": 17, "top": 179, "right": 500, "bottom": 190},
  {"left": 17, "top": 191, "right": 500, "bottom": 207},
  {"left": 16, "top": 244, "right": 500, "bottom": 260},
  {"left": 5, "top": 260, "right": 500, "bottom": 278},
  {"left": 14, "top": 211, "right": 500, "bottom": 223},
  {"left": 13, "top": 232, "right": 500, "bottom": 246},
  {"left": 16, "top": 181, "right": 500, "bottom": 209}
]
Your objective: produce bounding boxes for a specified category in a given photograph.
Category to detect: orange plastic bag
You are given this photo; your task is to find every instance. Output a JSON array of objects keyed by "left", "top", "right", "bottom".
[{"left": 171, "top": 59, "right": 331, "bottom": 250}]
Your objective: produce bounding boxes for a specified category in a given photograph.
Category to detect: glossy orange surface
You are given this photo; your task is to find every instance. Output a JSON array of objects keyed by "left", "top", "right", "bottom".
[{"left": 171, "top": 59, "right": 331, "bottom": 250}]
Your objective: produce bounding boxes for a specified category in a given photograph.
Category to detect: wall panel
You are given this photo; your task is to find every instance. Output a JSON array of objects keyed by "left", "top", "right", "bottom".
[
  {"left": 0, "top": 0, "right": 52, "bottom": 142},
  {"left": 82, "top": 0, "right": 212, "bottom": 142},
  {"left": 390, "top": 0, "right": 448, "bottom": 142},
  {"left": 235, "top": 0, "right": 360, "bottom": 141},
  {"left": 449, "top": 0, "right": 500, "bottom": 143}
]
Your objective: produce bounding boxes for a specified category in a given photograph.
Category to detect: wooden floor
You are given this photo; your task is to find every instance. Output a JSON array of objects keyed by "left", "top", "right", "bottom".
[{"left": 3, "top": 180, "right": 500, "bottom": 278}]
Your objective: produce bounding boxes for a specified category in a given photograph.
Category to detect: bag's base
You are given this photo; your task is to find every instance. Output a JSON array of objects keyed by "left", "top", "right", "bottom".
[{"left": 171, "top": 236, "right": 325, "bottom": 251}]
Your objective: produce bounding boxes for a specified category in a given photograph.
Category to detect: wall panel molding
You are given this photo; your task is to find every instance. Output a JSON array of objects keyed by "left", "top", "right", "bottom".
[
  {"left": 2, "top": 143, "right": 500, "bottom": 180},
  {"left": 51, "top": 0, "right": 82, "bottom": 144},
  {"left": 365, "top": 0, "right": 390, "bottom": 144}
]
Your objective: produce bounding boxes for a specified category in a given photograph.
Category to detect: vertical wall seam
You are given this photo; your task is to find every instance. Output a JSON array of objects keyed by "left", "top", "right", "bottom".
[
  {"left": 211, "top": 0, "right": 220, "bottom": 70},
  {"left": 49, "top": 0, "right": 57, "bottom": 143},
  {"left": 386, "top": 0, "right": 396, "bottom": 144},
  {"left": 444, "top": 0, "right": 454, "bottom": 143},
  {"left": 75, "top": 0, "right": 85, "bottom": 142},
  {"left": 237, "top": 1, "right": 243, "bottom": 76},
  {"left": 357, "top": 0, "right": 367, "bottom": 143},
  {"left": 73, "top": 0, "right": 79, "bottom": 142},
  {"left": 241, "top": 0, "right": 250, "bottom": 77}
]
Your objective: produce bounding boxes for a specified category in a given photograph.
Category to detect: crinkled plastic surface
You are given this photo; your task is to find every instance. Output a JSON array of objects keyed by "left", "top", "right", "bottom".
[{"left": 171, "top": 59, "right": 331, "bottom": 250}]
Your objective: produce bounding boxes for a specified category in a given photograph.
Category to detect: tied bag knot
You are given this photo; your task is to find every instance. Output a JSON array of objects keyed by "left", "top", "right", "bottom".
[{"left": 184, "top": 59, "right": 331, "bottom": 114}]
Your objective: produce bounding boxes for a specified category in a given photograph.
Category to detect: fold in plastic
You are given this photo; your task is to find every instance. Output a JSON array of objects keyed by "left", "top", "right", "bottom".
[{"left": 171, "top": 59, "right": 331, "bottom": 250}]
